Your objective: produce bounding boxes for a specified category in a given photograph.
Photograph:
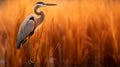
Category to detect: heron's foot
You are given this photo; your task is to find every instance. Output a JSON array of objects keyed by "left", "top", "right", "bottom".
[
  {"left": 28, "top": 59, "right": 35, "bottom": 64},
  {"left": 25, "top": 59, "right": 35, "bottom": 67}
]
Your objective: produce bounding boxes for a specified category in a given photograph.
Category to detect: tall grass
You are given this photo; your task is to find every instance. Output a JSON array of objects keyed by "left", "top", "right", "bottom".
[{"left": 0, "top": 0, "right": 120, "bottom": 67}]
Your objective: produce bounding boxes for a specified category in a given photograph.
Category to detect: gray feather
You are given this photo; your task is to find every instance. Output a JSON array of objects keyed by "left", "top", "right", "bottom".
[{"left": 17, "top": 15, "right": 35, "bottom": 49}]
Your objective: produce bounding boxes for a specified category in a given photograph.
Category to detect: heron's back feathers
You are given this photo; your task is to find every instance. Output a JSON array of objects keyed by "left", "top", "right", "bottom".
[{"left": 17, "top": 15, "right": 35, "bottom": 49}]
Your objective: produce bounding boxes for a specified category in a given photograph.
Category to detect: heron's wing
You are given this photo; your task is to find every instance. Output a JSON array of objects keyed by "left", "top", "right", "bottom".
[
  {"left": 17, "top": 16, "right": 35, "bottom": 49},
  {"left": 24, "top": 20, "right": 35, "bottom": 36}
]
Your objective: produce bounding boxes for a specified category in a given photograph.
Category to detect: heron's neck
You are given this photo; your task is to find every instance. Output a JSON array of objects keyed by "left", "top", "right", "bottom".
[
  {"left": 34, "top": 5, "right": 45, "bottom": 15},
  {"left": 34, "top": 5, "right": 45, "bottom": 27},
  {"left": 34, "top": 5, "right": 41, "bottom": 15},
  {"left": 35, "top": 12, "right": 45, "bottom": 27}
]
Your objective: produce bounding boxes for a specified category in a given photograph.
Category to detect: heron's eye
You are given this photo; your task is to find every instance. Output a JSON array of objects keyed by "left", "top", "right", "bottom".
[{"left": 30, "top": 17, "right": 34, "bottom": 20}]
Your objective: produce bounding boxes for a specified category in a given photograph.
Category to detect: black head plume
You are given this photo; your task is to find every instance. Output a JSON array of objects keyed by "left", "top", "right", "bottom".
[{"left": 36, "top": 2, "right": 46, "bottom": 5}]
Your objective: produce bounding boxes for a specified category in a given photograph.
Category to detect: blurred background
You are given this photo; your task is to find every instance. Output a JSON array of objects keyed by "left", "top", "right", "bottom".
[{"left": 0, "top": 0, "right": 120, "bottom": 67}]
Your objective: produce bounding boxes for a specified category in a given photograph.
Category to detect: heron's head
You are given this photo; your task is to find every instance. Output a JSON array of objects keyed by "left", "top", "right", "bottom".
[
  {"left": 35, "top": 1, "right": 57, "bottom": 7},
  {"left": 35, "top": 2, "right": 46, "bottom": 7},
  {"left": 34, "top": 1, "right": 57, "bottom": 15}
]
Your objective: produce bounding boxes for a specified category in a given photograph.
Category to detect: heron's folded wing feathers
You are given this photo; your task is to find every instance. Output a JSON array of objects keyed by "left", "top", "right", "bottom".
[
  {"left": 24, "top": 20, "right": 35, "bottom": 37},
  {"left": 17, "top": 19, "right": 35, "bottom": 47}
]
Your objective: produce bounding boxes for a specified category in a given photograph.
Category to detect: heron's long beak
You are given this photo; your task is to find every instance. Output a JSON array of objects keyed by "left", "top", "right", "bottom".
[
  {"left": 35, "top": 2, "right": 57, "bottom": 6},
  {"left": 45, "top": 3, "right": 57, "bottom": 6}
]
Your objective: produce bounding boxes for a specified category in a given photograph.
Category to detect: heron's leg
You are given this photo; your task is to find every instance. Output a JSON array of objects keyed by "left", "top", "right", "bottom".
[{"left": 27, "top": 38, "right": 33, "bottom": 63}]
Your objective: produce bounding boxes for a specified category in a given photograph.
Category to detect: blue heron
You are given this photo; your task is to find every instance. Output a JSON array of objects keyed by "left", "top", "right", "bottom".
[{"left": 17, "top": 1, "right": 57, "bottom": 63}]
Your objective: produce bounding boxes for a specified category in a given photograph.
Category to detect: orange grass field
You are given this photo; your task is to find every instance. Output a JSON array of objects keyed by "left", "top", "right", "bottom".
[{"left": 0, "top": 0, "right": 120, "bottom": 67}]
